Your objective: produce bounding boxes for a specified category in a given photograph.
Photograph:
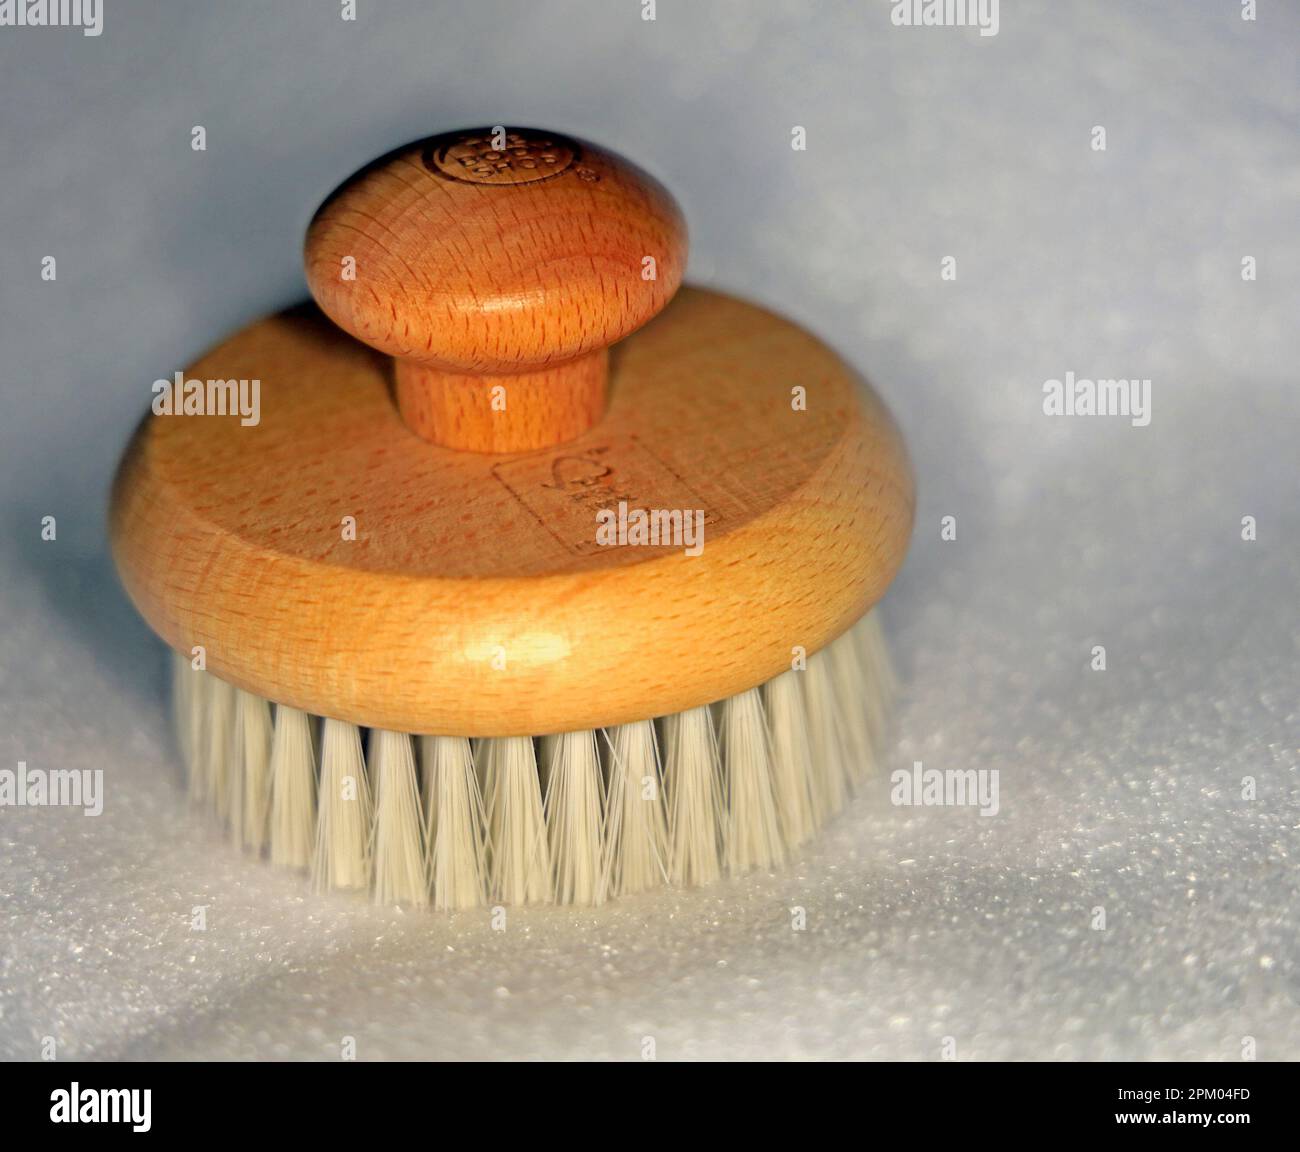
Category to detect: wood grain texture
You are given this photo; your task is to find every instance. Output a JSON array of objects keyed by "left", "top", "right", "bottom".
[
  {"left": 110, "top": 288, "right": 914, "bottom": 736},
  {"left": 394, "top": 351, "right": 607, "bottom": 453},
  {"left": 305, "top": 128, "right": 686, "bottom": 451}
]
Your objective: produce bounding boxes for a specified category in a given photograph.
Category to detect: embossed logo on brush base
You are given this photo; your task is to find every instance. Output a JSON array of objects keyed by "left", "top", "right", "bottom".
[{"left": 424, "top": 128, "right": 577, "bottom": 185}]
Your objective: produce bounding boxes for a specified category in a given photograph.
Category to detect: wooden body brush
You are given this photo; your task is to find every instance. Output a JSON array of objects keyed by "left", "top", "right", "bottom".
[{"left": 109, "top": 128, "right": 913, "bottom": 909}]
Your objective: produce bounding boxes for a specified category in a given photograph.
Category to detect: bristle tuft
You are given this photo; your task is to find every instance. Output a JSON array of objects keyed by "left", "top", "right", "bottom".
[
  {"left": 313, "top": 719, "right": 372, "bottom": 892},
  {"left": 482, "top": 737, "right": 549, "bottom": 905},
  {"left": 763, "top": 670, "right": 817, "bottom": 848},
  {"left": 855, "top": 612, "right": 895, "bottom": 746},
  {"left": 204, "top": 677, "right": 236, "bottom": 821},
  {"left": 544, "top": 731, "right": 605, "bottom": 906},
  {"left": 663, "top": 706, "right": 724, "bottom": 888},
  {"left": 422, "top": 736, "right": 488, "bottom": 911},
  {"left": 720, "top": 688, "right": 786, "bottom": 875},
  {"left": 230, "top": 690, "right": 272, "bottom": 851},
  {"left": 602, "top": 721, "right": 669, "bottom": 899},
  {"left": 829, "top": 629, "right": 876, "bottom": 786},
  {"left": 370, "top": 730, "right": 427, "bottom": 906},
  {"left": 172, "top": 651, "right": 203, "bottom": 790},
  {"left": 269, "top": 705, "right": 317, "bottom": 871},
  {"left": 804, "top": 648, "right": 849, "bottom": 822}
]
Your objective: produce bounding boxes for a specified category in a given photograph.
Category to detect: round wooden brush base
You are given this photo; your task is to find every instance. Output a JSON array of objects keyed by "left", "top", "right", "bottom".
[{"left": 110, "top": 287, "right": 913, "bottom": 736}]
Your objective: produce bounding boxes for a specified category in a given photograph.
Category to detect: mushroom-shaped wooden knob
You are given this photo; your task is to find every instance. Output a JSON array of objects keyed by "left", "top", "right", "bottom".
[{"left": 304, "top": 128, "right": 687, "bottom": 453}]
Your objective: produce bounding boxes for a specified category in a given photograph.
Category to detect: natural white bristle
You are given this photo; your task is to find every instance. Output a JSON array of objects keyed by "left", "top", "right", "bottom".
[
  {"left": 421, "top": 735, "right": 488, "bottom": 911},
  {"left": 175, "top": 610, "right": 896, "bottom": 909},
  {"left": 313, "top": 718, "right": 373, "bottom": 892},
  {"left": 829, "top": 629, "right": 876, "bottom": 786},
  {"left": 602, "top": 720, "right": 669, "bottom": 899},
  {"left": 855, "top": 612, "right": 895, "bottom": 744},
  {"left": 762, "top": 670, "right": 817, "bottom": 848},
  {"left": 171, "top": 651, "right": 203, "bottom": 790},
  {"left": 720, "top": 687, "right": 786, "bottom": 875},
  {"left": 369, "top": 730, "right": 427, "bottom": 907},
  {"left": 269, "top": 705, "right": 317, "bottom": 871},
  {"left": 663, "top": 706, "right": 724, "bottom": 888},
  {"left": 544, "top": 731, "right": 605, "bottom": 905},
  {"left": 230, "top": 690, "right": 272, "bottom": 851},
  {"left": 804, "top": 648, "right": 850, "bottom": 823},
  {"left": 204, "top": 677, "right": 236, "bottom": 821},
  {"left": 482, "top": 736, "right": 549, "bottom": 905}
]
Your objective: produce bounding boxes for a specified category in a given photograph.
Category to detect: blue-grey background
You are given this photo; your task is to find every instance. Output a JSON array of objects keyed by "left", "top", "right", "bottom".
[{"left": 0, "top": 0, "right": 1296, "bottom": 1060}]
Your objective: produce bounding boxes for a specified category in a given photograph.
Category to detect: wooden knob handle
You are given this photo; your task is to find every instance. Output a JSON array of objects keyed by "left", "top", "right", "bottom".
[{"left": 305, "top": 127, "right": 687, "bottom": 452}]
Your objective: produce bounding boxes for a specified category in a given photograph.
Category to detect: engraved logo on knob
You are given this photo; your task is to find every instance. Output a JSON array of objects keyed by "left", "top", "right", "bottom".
[{"left": 424, "top": 130, "right": 577, "bottom": 185}]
